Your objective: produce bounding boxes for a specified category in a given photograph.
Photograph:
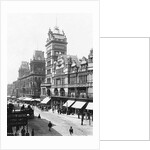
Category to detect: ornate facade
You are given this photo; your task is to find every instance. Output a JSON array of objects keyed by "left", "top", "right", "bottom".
[
  {"left": 40, "top": 26, "right": 67, "bottom": 98},
  {"left": 40, "top": 26, "right": 93, "bottom": 108},
  {"left": 11, "top": 51, "right": 45, "bottom": 98},
  {"left": 50, "top": 50, "right": 93, "bottom": 108}
]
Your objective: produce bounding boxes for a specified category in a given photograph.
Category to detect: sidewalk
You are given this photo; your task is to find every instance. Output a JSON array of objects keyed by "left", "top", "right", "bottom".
[
  {"left": 12, "top": 117, "right": 62, "bottom": 136},
  {"left": 34, "top": 106, "right": 93, "bottom": 136}
]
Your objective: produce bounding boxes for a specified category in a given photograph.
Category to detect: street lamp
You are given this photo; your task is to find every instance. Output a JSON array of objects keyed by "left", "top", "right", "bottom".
[{"left": 26, "top": 114, "right": 30, "bottom": 135}]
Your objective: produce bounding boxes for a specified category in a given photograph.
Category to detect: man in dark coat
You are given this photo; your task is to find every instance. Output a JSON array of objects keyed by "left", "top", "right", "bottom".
[
  {"left": 21, "top": 127, "right": 25, "bottom": 136},
  {"left": 31, "top": 129, "right": 34, "bottom": 136},
  {"left": 48, "top": 121, "right": 52, "bottom": 131},
  {"left": 69, "top": 126, "right": 73, "bottom": 135},
  {"left": 81, "top": 113, "right": 85, "bottom": 125}
]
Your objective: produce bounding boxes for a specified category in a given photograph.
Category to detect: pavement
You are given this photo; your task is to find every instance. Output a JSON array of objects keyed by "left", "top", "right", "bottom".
[{"left": 32, "top": 106, "right": 93, "bottom": 136}]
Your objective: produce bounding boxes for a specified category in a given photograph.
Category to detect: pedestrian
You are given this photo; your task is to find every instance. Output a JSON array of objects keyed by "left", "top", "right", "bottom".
[
  {"left": 26, "top": 131, "right": 30, "bottom": 136},
  {"left": 38, "top": 114, "right": 41, "bottom": 118},
  {"left": 31, "top": 129, "right": 34, "bottom": 136},
  {"left": 60, "top": 109, "right": 62, "bottom": 114},
  {"left": 52, "top": 106, "right": 54, "bottom": 113},
  {"left": 77, "top": 110, "right": 80, "bottom": 119},
  {"left": 57, "top": 108, "right": 59, "bottom": 114},
  {"left": 21, "top": 127, "right": 25, "bottom": 136},
  {"left": 87, "top": 112, "right": 91, "bottom": 125},
  {"left": 81, "top": 113, "right": 85, "bottom": 125},
  {"left": 14, "top": 131, "right": 19, "bottom": 136},
  {"left": 69, "top": 126, "right": 73, "bottom": 135},
  {"left": 48, "top": 121, "right": 52, "bottom": 131}
]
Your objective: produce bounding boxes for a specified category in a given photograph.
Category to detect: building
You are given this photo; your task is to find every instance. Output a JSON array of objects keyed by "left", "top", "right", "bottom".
[
  {"left": 50, "top": 50, "right": 93, "bottom": 109},
  {"left": 40, "top": 26, "right": 93, "bottom": 112},
  {"left": 40, "top": 26, "right": 67, "bottom": 99},
  {"left": 11, "top": 50, "right": 45, "bottom": 98},
  {"left": 7, "top": 84, "right": 14, "bottom": 97}
]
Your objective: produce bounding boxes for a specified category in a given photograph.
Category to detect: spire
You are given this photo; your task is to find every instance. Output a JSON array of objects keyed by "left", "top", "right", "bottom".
[{"left": 56, "top": 16, "right": 57, "bottom": 27}]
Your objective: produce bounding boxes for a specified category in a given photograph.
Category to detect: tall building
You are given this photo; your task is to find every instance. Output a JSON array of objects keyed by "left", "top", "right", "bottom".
[
  {"left": 40, "top": 26, "right": 93, "bottom": 114},
  {"left": 41, "top": 26, "right": 67, "bottom": 98},
  {"left": 11, "top": 50, "right": 45, "bottom": 98}
]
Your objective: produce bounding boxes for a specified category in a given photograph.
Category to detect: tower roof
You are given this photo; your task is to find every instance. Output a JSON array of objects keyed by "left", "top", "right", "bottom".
[
  {"left": 46, "top": 26, "right": 67, "bottom": 44},
  {"left": 32, "top": 50, "right": 45, "bottom": 61}
]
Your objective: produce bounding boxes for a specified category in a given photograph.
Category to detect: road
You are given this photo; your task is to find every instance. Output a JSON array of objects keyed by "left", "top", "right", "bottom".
[
  {"left": 28, "top": 106, "right": 93, "bottom": 136},
  {"left": 9, "top": 102, "right": 93, "bottom": 136}
]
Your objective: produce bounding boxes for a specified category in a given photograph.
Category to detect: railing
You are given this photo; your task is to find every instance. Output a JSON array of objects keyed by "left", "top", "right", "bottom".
[
  {"left": 41, "top": 83, "right": 51, "bottom": 87},
  {"left": 51, "top": 93, "right": 93, "bottom": 99},
  {"left": 52, "top": 83, "right": 89, "bottom": 88}
]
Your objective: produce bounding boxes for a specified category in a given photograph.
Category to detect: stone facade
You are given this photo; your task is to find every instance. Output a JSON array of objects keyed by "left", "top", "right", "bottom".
[
  {"left": 40, "top": 26, "right": 93, "bottom": 108},
  {"left": 40, "top": 26, "right": 67, "bottom": 99},
  {"left": 11, "top": 51, "right": 45, "bottom": 98}
]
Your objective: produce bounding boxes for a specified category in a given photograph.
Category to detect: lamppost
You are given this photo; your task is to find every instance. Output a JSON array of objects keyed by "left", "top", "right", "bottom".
[{"left": 26, "top": 114, "right": 30, "bottom": 136}]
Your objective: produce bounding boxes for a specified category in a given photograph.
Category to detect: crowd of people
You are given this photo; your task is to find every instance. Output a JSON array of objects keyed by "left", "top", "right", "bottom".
[{"left": 7, "top": 125, "right": 35, "bottom": 136}]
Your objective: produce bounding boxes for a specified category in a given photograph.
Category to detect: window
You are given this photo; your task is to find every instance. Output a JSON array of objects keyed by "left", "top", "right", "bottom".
[
  {"left": 47, "top": 69, "right": 51, "bottom": 74},
  {"left": 47, "top": 78, "right": 51, "bottom": 83},
  {"left": 70, "top": 76, "right": 76, "bottom": 84},
  {"left": 42, "top": 88, "right": 46, "bottom": 95},
  {"left": 47, "top": 61, "right": 51, "bottom": 66},
  {"left": 62, "top": 78, "right": 65, "bottom": 85},
  {"left": 56, "top": 79, "right": 60, "bottom": 85},
  {"left": 79, "top": 75, "right": 87, "bottom": 84}
]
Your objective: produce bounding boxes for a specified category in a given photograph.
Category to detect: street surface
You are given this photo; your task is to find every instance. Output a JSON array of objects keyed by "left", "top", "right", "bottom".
[
  {"left": 10, "top": 102, "right": 93, "bottom": 136},
  {"left": 29, "top": 106, "right": 93, "bottom": 136}
]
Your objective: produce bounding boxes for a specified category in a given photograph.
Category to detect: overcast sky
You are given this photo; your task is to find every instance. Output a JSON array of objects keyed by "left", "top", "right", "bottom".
[{"left": 7, "top": 13, "right": 92, "bottom": 84}]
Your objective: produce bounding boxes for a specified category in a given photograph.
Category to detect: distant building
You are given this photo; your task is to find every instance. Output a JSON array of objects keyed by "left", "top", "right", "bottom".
[
  {"left": 7, "top": 84, "right": 14, "bottom": 96},
  {"left": 11, "top": 50, "right": 45, "bottom": 98}
]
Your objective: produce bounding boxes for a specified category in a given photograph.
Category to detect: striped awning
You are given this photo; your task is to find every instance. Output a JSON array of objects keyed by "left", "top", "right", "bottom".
[
  {"left": 63, "top": 100, "right": 75, "bottom": 107},
  {"left": 71, "top": 101, "right": 86, "bottom": 109},
  {"left": 86, "top": 102, "right": 93, "bottom": 110},
  {"left": 23, "top": 97, "right": 32, "bottom": 101},
  {"left": 40, "top": 97, "right": 51, "bottom": 104}
]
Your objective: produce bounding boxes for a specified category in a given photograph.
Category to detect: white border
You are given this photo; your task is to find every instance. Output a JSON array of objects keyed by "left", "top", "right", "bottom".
[{"left": 0, "top": 1, "right": 99, "bottom": 149}]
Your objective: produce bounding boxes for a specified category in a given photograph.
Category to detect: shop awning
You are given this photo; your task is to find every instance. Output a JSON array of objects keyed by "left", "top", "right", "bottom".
[
  {"left": 18, "top": 97, "right": 25, "bottom": 101},
  {"left": 71, "top": 101, "right": 86, "bottom": 109},
  {"left": 63, "top": 100, "right": 75, "bottom": 107},
  {"left": 12, "top": 96, "right": 16, "bottom": 98},
  {"left": 32, "top": 98, "right": 41, "bottom": 102},
  {"left": 86, "top": 102, "right": 93, "bottom": 110},
  {"left": 23, "top": 97, "right": 32, "bottom": 101},
  {"left": 40, "top": 97, "right": 51, "bottom": 104}
]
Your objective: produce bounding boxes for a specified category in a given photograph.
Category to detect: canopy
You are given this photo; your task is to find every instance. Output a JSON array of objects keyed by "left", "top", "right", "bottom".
[
  {"left": 23, "top": 97, "right": 32, "bottom": 101},
  {"left": 71, "top": 101, "right": 86, "bottom": 109},
  {"left": 11, "top": 96, "right": 16, "bottom": 98},
  {"left": 63, "top": 100, "right": 75, "bottom": 107},
  {"left": 86, "top": 102, "right": 93, "bottom": 110},
  {"left": 40, "top": 97, "right": 51, "bottom": 104},
  {"left": 32, "top": 98, "right": 41, "bottom": 102},
  {"left": 18, "top": 97, "right": 25, "bottom": 101}
]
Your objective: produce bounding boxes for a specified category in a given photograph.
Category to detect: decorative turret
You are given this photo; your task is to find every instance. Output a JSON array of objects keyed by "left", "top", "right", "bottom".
[{"left": 46, "top": 26, "right": 67, "bottom": 45}]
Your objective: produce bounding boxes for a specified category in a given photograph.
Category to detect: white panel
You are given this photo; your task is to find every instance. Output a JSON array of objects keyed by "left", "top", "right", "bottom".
[
  {"left": 100, "top": 0, "right": 150, "bottom": 37},
  {"left": 100, "top": 38, "right": 149, "bottom": 140}
]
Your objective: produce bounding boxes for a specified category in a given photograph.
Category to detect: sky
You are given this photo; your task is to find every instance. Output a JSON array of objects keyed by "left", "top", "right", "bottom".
[{"left": 7, "top": 13, "right": 92, "bottom": 84}]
